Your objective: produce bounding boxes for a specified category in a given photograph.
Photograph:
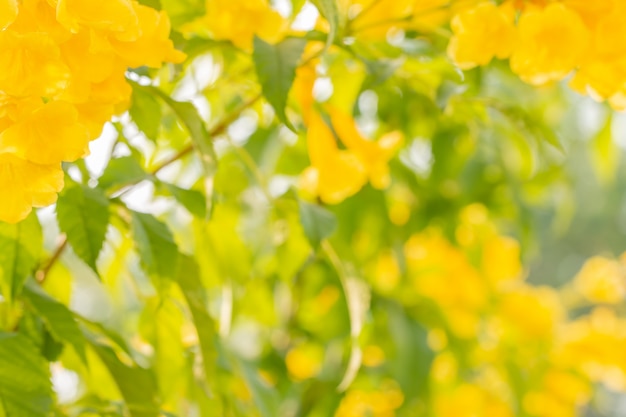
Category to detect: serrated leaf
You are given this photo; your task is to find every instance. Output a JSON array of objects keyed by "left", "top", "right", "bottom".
[
  {"left": 0, "top": 213, "right": 42, "bottom": 303},
  {"left": 57, "top": 184, "right": 110, "bottom": 274},
  {"left": 298, "top": 200, "right": 337, "bottom": 248},
  {"left": 130, "top": 86, "right": 162, "bottom": 141},
  {"left": 99, "top": 156, "right": 150, "bottom": 190},
  {"left": 253, "top": 36, "right": 307, "bottom": 131},
  {"left": 0, "top": 332, "right": 53, "bottom": 417},
  {"left": 131, "top": 212, "right": 178, "bottom": 280},
  {"left": 83, "top": 330, "right": 160, "bottom": 417},
  {"left": 23, "top": 282, "right": 87, "bottom": 365}
]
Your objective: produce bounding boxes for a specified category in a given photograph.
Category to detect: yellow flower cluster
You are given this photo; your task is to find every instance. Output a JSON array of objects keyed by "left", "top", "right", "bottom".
[
  {"left": 448, "top": 0, "right": 626, "bottom": 108},
  {"left": 378, "top": 204, "right": 626, "bottom": 417},
  {"left": 0, "top": 0, "right": 183, "bottom": 223}
]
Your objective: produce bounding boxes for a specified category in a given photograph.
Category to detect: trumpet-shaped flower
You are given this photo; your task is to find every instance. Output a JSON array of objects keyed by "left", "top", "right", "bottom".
[
  {"left": 448, "top": 2, "right": 517, "bottom": 70},
  {"left": 510, "top": 4, "right": 590, "bottom": 85}
]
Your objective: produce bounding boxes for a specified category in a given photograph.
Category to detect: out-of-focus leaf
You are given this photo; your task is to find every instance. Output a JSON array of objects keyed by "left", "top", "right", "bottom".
[
  {"left": 23, "top": 282, "right": 87, "bottom": 365},
  {"left": 237, "top": 358, "right": 281, "bottom": 417},
  {"left": 0, "top": 213, "right": 42, "bottom": 303},
  {"left": 160, "top": 182, "right": 207, "bottom": 218},
  {"left": 160, "top": 0, "right": 205, "bottom": 26},
  {"left": 253, "top": 36, "right": 307, "bottom": 131},
  {"left": 130, "top": 212, "right": 179, "bottom": 281},
  {"left": 56, "top": 184, "right": 110, "bottom": 274},
  {"left": 130, "top": 86, "right": 162, "bottom": 141},
  {"left": 0, "top": 332, "right": 53, "bottom": 417},
  {"left": 176, "top": 255, "right": 218, "bottom": 388},
  {"left": 591, "top": 114, "right": 619, "bottom": 184},
  {"left": 298, "top": 200, "right": 337, "bottom": 248},
  {"left": 99, "top": 156, "right": 150, "bottom": 190},
  {"left": 147, "top": 86, "right": 217, "bottom": 176},
  {"left": 310, "top": 0, "right": 339, "bottom": 49},
  {"left": 83, "top": 330, "right": 161, "bottom": 417}
]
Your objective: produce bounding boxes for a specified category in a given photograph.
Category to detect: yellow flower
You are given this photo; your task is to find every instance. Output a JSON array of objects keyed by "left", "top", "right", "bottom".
[
  {"left": 328, "top": 107, "right": 403, "bottom": 190},
  {"left": 448, "top": 2, "right": 517, "bottom": 70},
  {"left": 498, "top": 285, "right": 563, "bottom": 340},
  {"left": 524, "top": 369, "right": 591, "bottom": 417},
  {"left": 335, "top": 380, "right": 404, "bottom": 417},
  {"left": 0, "top": 100, "right": 89, "bottom": 165},
  {"left": 569, "top": 2, "right": 626, "bottom": 101},
  {"left": 0, "top": 154, "right": 64, "bottom": 224},
  {"left": 285, "top": 343, "right": 325, "bottom": 380},
  {"left": 0, "top": 0, "right": 18, "bottom": 29},
  {"left": 54, "top": 0, "right": 140, "bottom": 40},
  {"left": 558, "top": 308, "right": 626, "bottom": 389},
  {"left": 0, "top": 30, "right": 69, "bottom": 97},
  {"left": 563, "top": 0, "right": 615, "bottom": 29},
  {"left": 110, "top": 4, "right": 186, "bottom": 68},
  {"left": 194, "top": 0, "right": 286, "bottom": 51},
  {"left": 481, "top": 236, "right": 522, "bottom": 286},
  {"left": 434, "top": 384, "right": 514, "bottom": 417},
  {"left": 301, "top": 114, "right": 368, "bottom": 204},
  {"left": 574, "top": 256, "right": 626, "bottom": 304},
  {"left": 510, "top": 4, "right": 589, "bottom": 85}
]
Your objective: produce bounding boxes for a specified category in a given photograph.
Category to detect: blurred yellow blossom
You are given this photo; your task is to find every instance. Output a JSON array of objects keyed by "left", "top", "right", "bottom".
[
  {"left": 574, "top": 256, "right": 626, "bottom": 304},
  {"left": 189, "top": 0, "right": 286, "bottom": 50},
  {"left": 335, "top": 380, "right": 404, "bottom": 417},
  {"left": 286, "top": 343, "right": 325, "bottom": 380},
  {"left": 448, "top": 2, "right": 517, "bottom": 70}
]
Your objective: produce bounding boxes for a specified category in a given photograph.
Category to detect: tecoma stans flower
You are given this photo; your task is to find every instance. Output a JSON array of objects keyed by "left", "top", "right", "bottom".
[
  {"left": 0, "top": 0, "right": 18, "bottom": 29},
  {"left": 0, "top": 154, "right": 64, "bottom": 224},
  {"left": 448, "top": 2, "right": 517, "bottom": 70},
  {"left": 188, "top": 0, "right": 286, "bottom": 51},
  {"left": 509, "top": 3, "right": 590, "bottom": 85},
  {"left": 328, "top": 107, "right": 403, "bottom": 190},
  {"left": 0, "top": 0, "right": 183, "bottom": 223},
  {"left": 301, "top": 113, "right": 368, "bottom": 204}
]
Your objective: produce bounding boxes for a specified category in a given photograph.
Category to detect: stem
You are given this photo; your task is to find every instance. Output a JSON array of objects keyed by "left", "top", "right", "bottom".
[{"left": 36, "top": 237, "right": 68, "bottom": 284}]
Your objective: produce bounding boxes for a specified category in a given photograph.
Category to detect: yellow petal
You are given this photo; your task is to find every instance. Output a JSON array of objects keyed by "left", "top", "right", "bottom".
[
  {"left": 0, "top": 154, "right": 64, "bottom": 224},
  {"left": 0, "top": 0, "right": 18, "bottom": 29}
]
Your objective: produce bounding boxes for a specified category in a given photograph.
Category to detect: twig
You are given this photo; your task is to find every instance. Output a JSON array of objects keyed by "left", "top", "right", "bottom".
[{"left": 36, "top": 237, "right": 68, "bottom": 284}]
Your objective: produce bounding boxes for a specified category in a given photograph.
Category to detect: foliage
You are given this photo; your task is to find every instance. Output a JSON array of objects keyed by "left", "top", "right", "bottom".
[{"left": 2, "top": 0, "right": 626, "bottom": 416}]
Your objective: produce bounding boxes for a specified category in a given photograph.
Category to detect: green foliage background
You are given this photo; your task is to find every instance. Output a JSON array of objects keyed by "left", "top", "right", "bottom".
[{"left": 2, "top": 0, "right": 626, "bottom": 416}]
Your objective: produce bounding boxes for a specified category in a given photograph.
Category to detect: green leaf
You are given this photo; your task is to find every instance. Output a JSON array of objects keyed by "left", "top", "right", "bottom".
[
  {"left": 0, "top": 213, "right": 42, "bottom": 303},
  {"left": 131, "top": 212, "right": 178, "bottom": 281},
  {"left": 176, "top": 255, "right": 218, "bottom": 388},
  {"left": 591, "top": 113, "right": 618, "bottom": 184},
  {"left": 142, "top": 84, "right": 217, "bottom": 217},
  {"left": 0, "top": 332, "right": 53, "bottom": 417},
  {"left": 83, "top": 330, "right": 161, "bottom": 417},
  {"left": 310, "top": 0, "right": 339, "bottom": 49},
  {"left": 145, "top": 86, "right": 217, "bottom": 176},
  {"left": 253, "top": 36, "right": 307, "bottom": 131},
  {"left": 298, "top": 200, "right": 337, "bottom": 248},
  {"left": 56, "top": 184, "right": 110, "bottom": 274},
  {"left": 160, "top": 182, "right": 207, "bottom": 218},
  {"left": 99, "top": 156, "right": 150, "bottom": 190},
  {"left": 130, "top": 86, "right": 163, "bottom": 141},
  {"left": 23, "top": 282, "right": 87, "bottom": 365}
]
